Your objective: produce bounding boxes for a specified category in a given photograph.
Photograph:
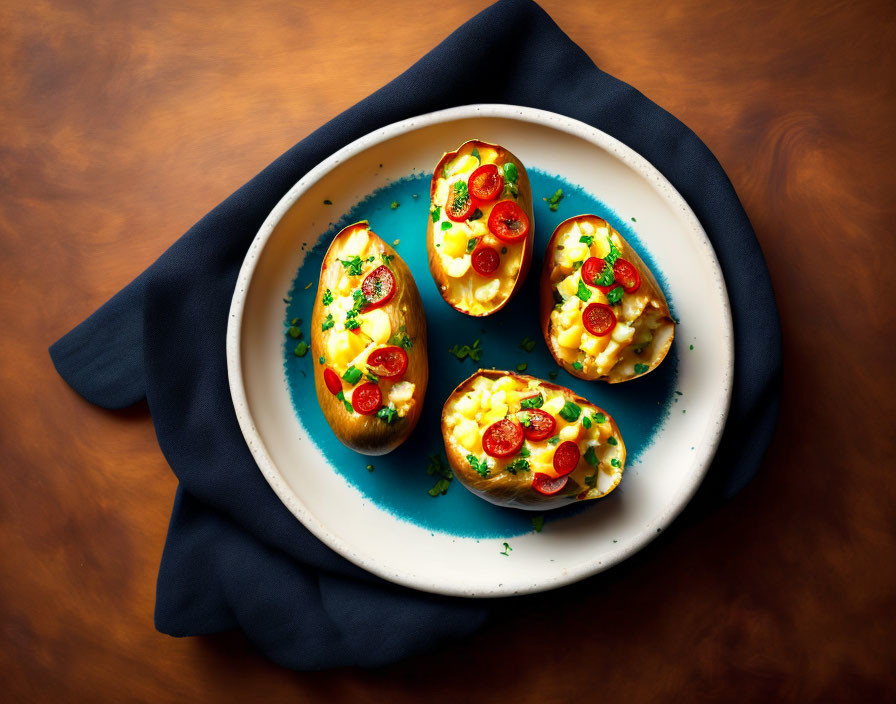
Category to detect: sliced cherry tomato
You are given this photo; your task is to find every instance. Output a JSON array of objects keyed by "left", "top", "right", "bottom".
[
  {"left": 468, "top": 164, "right": 504, "bottom": 201},
  {"left": 367, "top": 345, "right": 408, "bottom": 379},
  {"left": 488, "top": 200, "right": 530, "bottom": 243},
  {"left": 553, "top": 441, "right": 581, "bottom": 476},
  {"left": 351, "top": 382, "right": 382, "bottom": 415},
  {"left": 446, "top": 181, "right": 477, "bottom": 222},
  {"left": 482, "top": 419, "right": 524, "bottom": 458},
  {"left": 582, "top": 302, "right": 617, "bottom": 337},
  {"left": 613, "top": 258, "right": 641, "bottom": 293},
  {"left": 521, "top": 409, "right": 556, "bottom": 442},
  {"left": 323, "top": 367, "right": 342, "bottom": 395},
  {"left": 533, "top": 472, "right": 569, "bottom": 496},
  {"left": 361, "top": 265, "right": 396, "bottom": 311},
  {"left": 471, "top": 245, "right": 500, "bottom": 276}
]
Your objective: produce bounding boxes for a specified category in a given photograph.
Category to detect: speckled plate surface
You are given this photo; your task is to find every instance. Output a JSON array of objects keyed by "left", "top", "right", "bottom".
[{"left": 226, "top": 105, "right": 734, "bottom": 597}]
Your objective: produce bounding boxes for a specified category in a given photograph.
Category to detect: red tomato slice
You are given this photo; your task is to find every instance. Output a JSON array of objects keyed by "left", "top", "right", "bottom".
[
  {"left": 471, "top": 245, "right": 500, "bottom": 276},
  {"left": 482, "top": 419, "right": 524, "bottom": 458},
  {"left": 366, "top": 345, "right": 408, "bottom": 379},
  {"left": 521, "top": 409, "right": 556, "bottom": 442},
  {"left": 552, "top": 441, "right": 581, "bottom": 476},
  {"left": 582, "top": 302, "right": 617, "bottom": 337},
  {"left": 488, "top": 201, "right": 530, "bottom": 243},
  {"left": 468, "top": 164, "right": 503, "bottom": 201},
  {"left": 613, "top": 258, "right": 641, "bottom": 293},
  {"left": 581, "top": 256, "right": 615, "bottom": 291},
  {"left": 323, "top": 367, "right": 342, "bottom": 395},
  {"left": 361, "top": 265, "right": 396, "bottom": 310},
  {"left": 351, "top": 382, "right": 382, "bottom": 415},
  {"left": 532, "top": 472, "right": 569, "bottom": 496},
  {"left": 446, "top": 182, "right": 477, "bottom": 222}
]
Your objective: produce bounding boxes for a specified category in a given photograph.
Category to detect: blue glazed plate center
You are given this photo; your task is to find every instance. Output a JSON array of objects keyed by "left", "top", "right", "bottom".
[{"left": 284, "top": 170, "right": 677, "bottom": 538}]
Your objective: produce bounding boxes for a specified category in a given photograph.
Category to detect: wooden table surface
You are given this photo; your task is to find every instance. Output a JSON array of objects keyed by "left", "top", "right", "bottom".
[{"left": 2, "top": 0, "right": 894, "bottom": 701}]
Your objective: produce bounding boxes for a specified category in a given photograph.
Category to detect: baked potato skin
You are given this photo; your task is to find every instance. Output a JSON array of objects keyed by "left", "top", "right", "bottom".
[
  {"left": 426, "top": 140, "right": 534, "bottom": 317},
  {"left": 539, "top": 215, "right": 675, "bottom": 384},
  {"left": 440, "top": 370, "right": 626, "bottom": 511},
  {"left": 311, "top": 221, "right": 428, "bottom": 455}
]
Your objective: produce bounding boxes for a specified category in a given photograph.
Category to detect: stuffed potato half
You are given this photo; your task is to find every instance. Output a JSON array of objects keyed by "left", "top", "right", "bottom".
[
  {"left": 441, "top": 370, "right": 625, "bottom": 510},
  {"left": 427, "top": 140, "right": 534, "bottom": 316},
  {"left": 540, "top": 215, "right": 674, "bottom": 383},
  {"left": 311, "top": 221, "right": 428, "bottom": 455}
]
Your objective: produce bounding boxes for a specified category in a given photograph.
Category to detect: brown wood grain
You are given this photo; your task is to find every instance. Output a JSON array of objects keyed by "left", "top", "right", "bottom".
[{"left": 1, "top": 0, "right": 894, "bottom": 701}]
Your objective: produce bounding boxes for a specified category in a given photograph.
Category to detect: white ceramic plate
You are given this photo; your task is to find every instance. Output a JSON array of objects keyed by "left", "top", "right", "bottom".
[{"left": 227, "top": 105, "right": 734, "bottom": 597}]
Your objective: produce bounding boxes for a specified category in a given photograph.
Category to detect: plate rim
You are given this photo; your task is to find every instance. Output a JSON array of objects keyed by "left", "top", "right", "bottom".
[{"left": 226, "top": 103, "right": 735, "bottom": 598}]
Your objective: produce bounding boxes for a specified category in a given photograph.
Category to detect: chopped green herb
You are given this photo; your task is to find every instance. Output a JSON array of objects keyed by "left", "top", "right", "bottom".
[
  {"left": 390, "top": 200, "right": 400, "bottom": 210},
  {"left": 519, "top": 446, "right": 531, "bottom": 458},
  {"left": 431, "top": 206, "right": 441, "bottom": 223},
  {"left": 365, "top": 372, "right": 379, "bottom": 383},
  {"left": 381, "top": 253, "right": 395, "bottom": 266},
  {"left": 607, "top": 436, "right": 618, "bottom": 446},
  {"left": 500, "top": 542, "right": 512, "bottom": 556},
  {"left": 573, "top": 260, "right": 583, "bottom": 270},
  {"left": 634, "top": 363, "right": 649, "bottom": 374},
  {"left": 543, "top": 188, "right": 564, "bottom": 211},
  {"left": 582, "top": 415, "right": 592, "bottom": 429},
  {"left": 501, "top": 162, "right": 518, "bottom": 184},
  {"left": 631, "top": 216, "right": 637, "bottom": 222},
  {"left": 593, "top": 412, "right": 607, "bottom": 424},
  {"left": 291, "top": 317, "right": 301, "bottom": 325},
  {"left": 516, "top": 362, "right": 527, "bottom": 372},
  {"left": 579, "top": 234, "right": 594, "bottom": 246},
  {"left": 451, "top": 180, "right": 471, "bottom": 212},
  {"left": 466, "top": 454, "right": 490, "bottom": 478},
  {"left": 336, "top": 391, "right": 354, "bottom": 413},
  {"left": 323, "top": 199, "right": 332, "bottom": 205},
  {"left": 607, "top": 286, "right": 624, "bottom": 305},
  {"left": 548, "top": 436, "right": 560, "bottom": 445},
  {"left": 467, "top": 238, "right": 478, "bottom": 253},
  {"left": 519, "top": 336, "right": 536, "bottom": 353},
  {"left": 584, "top": 472, "right": 598, "bottom": 488},
  {"left": 377, "top": 406, "right": 398, "bottom": 425},
  {"left": 471, "top": 147, "right": 481, "bottom": 162},
  {"left": 287, "top": 326, "right": 301, "bottom": 339},
  {"left": 520, "top": 394, "right": 543, "bottom": 409},
  {"left": 322, "top": 289, "right": 333, "bottom": 306},
  {"left": 318, "top": 356, "right": 325, "bottom": 364},
  {"left": 321, "top": 314, "right": 335, "bottom": 331},
  {"left": 558, "top": 400, "right": 582, "bottom": 422},
  {"left": 548, "top": 371, "right": 558, "bottom": 380},
  {"left": 532, "top": 515, "right": 544, "bottom": 533},
  {"left": 573, "top": 361, "right": 583, "bottom": 371},
  {"left": 449, "top": 338, "right": 482, "bottom": 362},
  {"left": 366, "top": 463, "right": 375, "bottom": 472},
  {"left": 506, "top": 457, "right": 530, "bottom": 474},
  {"left": 293, "top": 341, "right": 309, "bottom": 357},
  {"left": 468, "top": 208, "right": 483, "bottom": 221},
  {"left": 339, "top": 255, "right": 364, "bottom": 276},
  {"left": 345, "top": 318, "right": 360, "bottom": 330},
  {"left": 388, "top": 325, "right": 413, "bottom": 350},
  {"left": 441, "top": 221, "right": 452, "bottom": 231},
  {"left": 584, "top": 446, "right": 599, "bottom": 467},
  {"left": 517, "top": 411, "right": 531, "bottom": 427},
  {"left": 576, "top": 279, "right": 592, "bottom": 302},
  {"left": 605, "top": 240, "right": 621, "bottom": 266},
  {"left": 426, "top": 454, "right": 453, "bottom": 496},
  {"left": 392, "top": 239, "right": 400, "bottom": 246},
  {"left": 593, "top": 261, "right": 615, "bottom": 287},
  {"left": 690, "top": 344, "right": 695, "bottom": 350},
  {"left": 611, "top": 458, "right": 621, "bottom": 468},
  {"left": 342, "top": 366, "right": 363, "bottom": 384}
]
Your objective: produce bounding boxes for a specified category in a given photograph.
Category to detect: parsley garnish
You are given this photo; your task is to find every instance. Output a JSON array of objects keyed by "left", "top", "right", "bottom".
[
  {"left": 500, "top": 542, "right": 512, "bottom": 556},
  {"left": 322, "top": 289, "right": 333, "bottom": 306},
  {"left": 593, "top": 412, "right": 607, "bottom": 424},
  {"left": 377, "top": 406, "right": 398, "bottom": 425},
  {"left": 573, "top": 361, "right": 583, "bottom": 371},
  {"left": 582, "top": 415, "right": 592, "bottom": 429},
  {"left": 468, "top": 208, "right": 483, "bottom": 221},
  {"left": 381, "top": 253, "right": 395, "bottom": 266},
  {"left": 471, "top": 147, "right": 481, "bottom": 162},
  {"left": 520, "top": 394, "right": 543, "bottom": 409},
  {"left": 293, "top": 342, "right": 308, "bottom": 357},
  {"left": 449, "top": 338, "right": 482, "bottom": 362},
  {"left": 584, "top": 472, "right": 598, "bottom": 488},
  {"left": 543, "top": 188, "right": 564, "bottom": 211},
  {"left": 287, "top": 326, "right": 301, "bottom": 339},
  {"left": 390, "top": 200, "right": 399, "bottom": 210},
  {"left": 576, "top": 279, "right": 592, "bottom": 302},
  {"left": 451, "top": 181, "right": 470, "bottom": 211},
  {"left": 611, "top": 458, "right": 621, "bottom": 468},
  {"left": 584, "top": 446, "right": 599, "bottom": 467},
  {"left": 365, "top": 372, "right": 379, "bottom": 383},
  {"left": 607, "top": 436, "right": 618, "bottom": 446},
  {"left": 466, "top": 238, "right": 477, "bottom": 253},
  {"left": 501, "top": 162, "right": 518, "bottom": 184},
  {"left": 607, "top": 286, "right": 624, "bottom": 304},
  {"left": 427, "top": 453, "right": 453, "bottom": 496},
  {"left": 321, "top": 313, "right": 334, "bottom": 331},
  {"left": 342, "top": 366, "right": 363, "bottom": 385},
  {"left": 548, "top": 436, "right": 560, "bottom": 445},
  {"left": 532, "top": 515, "right": 544, "bottom": 533},
  {"left": 594, "top": 261, "right": 615, "bottom": 287},
  {"left": 431, "top": 206, "right": 441, "bottom": 223},
  {"left": 339, "top": 256, "right": 365, "bottom": 276},
  {"left": 558, "top": 400, "right": 582, "bottom": 422},
  {"left": 634, "top": 363, "right": 649, "bottom": 374},
  {"left": 388, "top": 324, "right": 413, "bottom": 350},
  {"left": 441, "top": 221, "right": 452, "bottom": 231},
  {"left": 336, "top": 390, "right": 354, "bottom": 413},
  {"left": 579, "top": 234, "right": 594, "bottom": 246},
  {"left": 605, "top": 240, "right": 621, "bottom": 266},
  {"left": 466, "top": 454, "right": 490, "bottom": 478},
  {"left": 519, "top": 336, "right": 536, "bottom": 353},
  {"left": 506, "top": 457, "right": 530, "bottom": 474}
]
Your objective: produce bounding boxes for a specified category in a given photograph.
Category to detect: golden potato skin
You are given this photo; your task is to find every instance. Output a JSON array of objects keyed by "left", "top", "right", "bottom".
[
  {"left": 539, "top": 215, "right": 675, "bottom": 383},
  {"left": 310, "top": 221, "right": 428, "bottom": 455},
  {"left": 440, "top": 370, "right": 626, "bottom": 511},
  {"left": 426, "top": 139, "right": 534, "bottom": 316}
]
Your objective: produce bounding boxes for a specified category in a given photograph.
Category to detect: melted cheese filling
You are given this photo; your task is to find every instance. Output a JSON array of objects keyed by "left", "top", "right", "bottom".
[
  {"left": 549, "top": 219, "right": 664, "bottom": 377},
  {"left": 442, "top": 375, "right": 624, "bottom": 497},
  {"left": 320, "top": 227, "right": 415, "bottom": 417},
  {"left": 431, "top": 146, "right": 525, "bottom": 315}
]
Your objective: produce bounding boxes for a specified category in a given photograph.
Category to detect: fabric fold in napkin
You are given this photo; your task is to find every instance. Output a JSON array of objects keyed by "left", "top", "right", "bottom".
[{"left": 49, "top": 0, "right": 781, "bottom": 670}]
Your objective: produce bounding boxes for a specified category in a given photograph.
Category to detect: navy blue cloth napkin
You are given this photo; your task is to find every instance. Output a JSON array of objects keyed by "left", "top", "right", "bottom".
[{"left": 49, "top": 0, "right": 780, "bottom": 670}]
